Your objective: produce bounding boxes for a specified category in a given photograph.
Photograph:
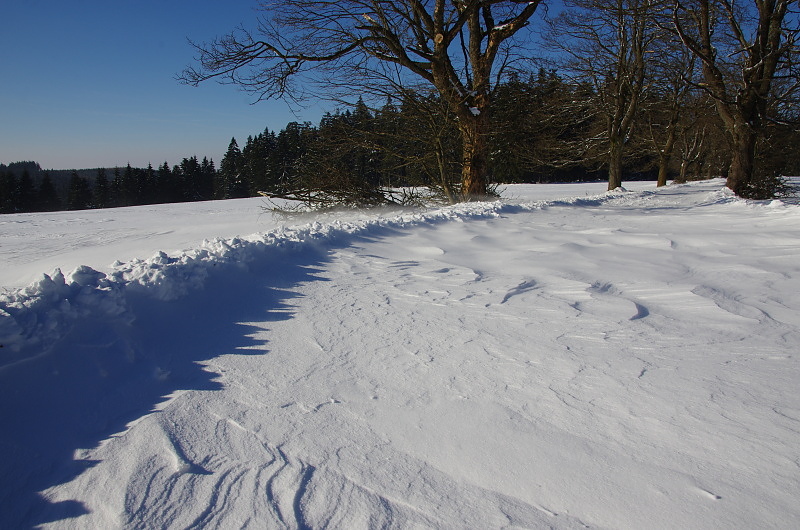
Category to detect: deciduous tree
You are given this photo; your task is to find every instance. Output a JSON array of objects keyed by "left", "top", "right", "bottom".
[
  {"left": 180, "top": 0, "right": 545, "bottom": 201},
  {"left": 545, "top": 0, "right": 662, "bottom": 190},
  {"left": 672, "top": 0, "right": 800, "bottom": 197}
]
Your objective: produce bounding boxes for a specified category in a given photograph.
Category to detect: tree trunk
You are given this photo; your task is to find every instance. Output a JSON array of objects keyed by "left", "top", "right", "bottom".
[
  {"left": 657, "top": 128, "right": 677, "bottom": 187},
  {"left": 657, "top": 156, "right": 669, "bottom": 187},
  {"left": 608, "top": 137, "right": 624, "bottom": 190},
  {"left": 459, "top": 112, "right": 490, "bottom": 200},
  {"left": 435, "top": 138, "right": 456, "bottom": 204},
  {"left": 677, "top": 160, "right": 689, "bottom": 183},
  {"left": 726, "top": 124, "right": 757, "bottom": 196}
]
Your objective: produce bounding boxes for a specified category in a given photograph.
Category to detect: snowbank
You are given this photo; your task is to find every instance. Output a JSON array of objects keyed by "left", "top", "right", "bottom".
[
  {"left": 0, "top": 196, "right": 523, "bottom": 366},
  {"left": 2, "top": 180, "right": 800, "bottom": 529},
  {"left": 3, "top": 182, "right": 792, "bottom": 368}
]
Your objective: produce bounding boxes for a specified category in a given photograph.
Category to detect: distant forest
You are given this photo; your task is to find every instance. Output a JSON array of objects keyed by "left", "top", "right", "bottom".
[{"left": 2, "top": 70, "right": 799, "bottom": 213}]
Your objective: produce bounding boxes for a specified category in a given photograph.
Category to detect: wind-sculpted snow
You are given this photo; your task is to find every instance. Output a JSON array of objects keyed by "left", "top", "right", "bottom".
[
  {"left": 2, "top": 180, "right": 799, "bottom": 529},
  {"left": 0, "top": 193, "right": 607, "bottom": 365},
  {"left": 0, "top": 184, "right": 697, "bottom": 363}
]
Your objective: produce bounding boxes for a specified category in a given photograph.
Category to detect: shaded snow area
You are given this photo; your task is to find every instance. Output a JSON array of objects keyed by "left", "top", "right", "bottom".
[{"left": 2, "top": 181, "right": 799, "bottom": 529}]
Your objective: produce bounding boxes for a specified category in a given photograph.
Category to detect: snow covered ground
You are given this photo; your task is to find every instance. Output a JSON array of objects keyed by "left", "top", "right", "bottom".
[{"left": 1, "top": 180, "right": 799, "bottom": 529}]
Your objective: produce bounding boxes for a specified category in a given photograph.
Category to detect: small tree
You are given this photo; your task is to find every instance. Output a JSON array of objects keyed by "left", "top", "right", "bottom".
[{"left": 642, "top": 19, "right": 699, "bottom": 187}]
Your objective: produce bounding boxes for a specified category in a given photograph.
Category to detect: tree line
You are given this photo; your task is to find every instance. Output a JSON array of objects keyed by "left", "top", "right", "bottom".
[
  {"left": 0, "top": 159, "right": 217, "bottom": 214},
  {"left": 0, "top": 76, "right": 616, "bottom": 214},
  {"left": 181, "top": 0, "right": 799, "bottom": 202},
  {"left": 2, "top": 60, "right": 798, "bottom": 214},
  {"left": 5, "top": 1, "right": 799, "bottom": 212}
]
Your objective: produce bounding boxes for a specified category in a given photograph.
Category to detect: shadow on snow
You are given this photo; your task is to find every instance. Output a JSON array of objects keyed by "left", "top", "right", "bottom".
[{"left": 0, "top": 236, "right": 343, "bottom": 528}]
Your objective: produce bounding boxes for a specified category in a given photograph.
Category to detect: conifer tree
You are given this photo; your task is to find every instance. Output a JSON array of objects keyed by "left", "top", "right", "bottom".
[
  {"left": 94, "top": 168, "right": 111, "bottom": 209},
  {"left": 17, "top": 169, "right": 37, "bottom": 212},
  {"left": 37, "top": 172, "right": 62, "bottom": 211},
  {"left": 111, "top": 167, "right": 123, "bottom": 207},
  {"left": 220, "top": 138, "right": 247, "bottom": 198},
  {"left": 200, "top": 157, "right": 216, "bottom": 200},
  {"left": 0, "top": 171, "right": 18, "bottom": 213},
  {"left": 67, "top": 171, "right": 92, "bottom": 210},
  {"left": 179, "top": 157, "right": 199, "bottom": 201},
  {"left": 155, "top": 162, "right": 173, "bottom": 203}
]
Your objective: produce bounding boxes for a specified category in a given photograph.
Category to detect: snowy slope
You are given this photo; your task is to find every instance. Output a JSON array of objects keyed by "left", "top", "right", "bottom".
[{"left": 1, "top": 180, "right": 799, "bottom": 529}]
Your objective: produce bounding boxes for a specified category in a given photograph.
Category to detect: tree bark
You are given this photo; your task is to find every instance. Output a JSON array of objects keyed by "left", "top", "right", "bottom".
[
  {"left": 657, "top": 127, "right": 677, "bottom": 187},
  {"left": 459, "top": 111, "right": 490, "bottom": 200},
  {"left": 727, "top": 123, "right": 757, "bottom": 196},
  {"left": 608, "top": 137, "right": 624, "bottom": 190},
  {"left": 672, "top": 0, "right": 794, "bottom": 197}
]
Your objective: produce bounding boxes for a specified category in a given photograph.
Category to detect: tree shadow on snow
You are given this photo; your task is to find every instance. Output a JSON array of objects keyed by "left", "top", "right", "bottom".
[{"left": 0, "top": 241, "right": 333, "bottom": 528}]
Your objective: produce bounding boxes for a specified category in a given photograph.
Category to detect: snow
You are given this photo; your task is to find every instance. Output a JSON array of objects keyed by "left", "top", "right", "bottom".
[{"left": 1, "top": 180, "right": 799, "bottom": 528}]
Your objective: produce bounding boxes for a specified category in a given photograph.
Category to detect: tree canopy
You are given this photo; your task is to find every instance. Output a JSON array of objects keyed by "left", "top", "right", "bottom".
[{"left": 180, "top": 0, "right": 546, "bottom": 200}]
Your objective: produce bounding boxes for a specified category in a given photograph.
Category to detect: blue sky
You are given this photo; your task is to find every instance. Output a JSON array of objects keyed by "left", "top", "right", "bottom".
[
  {"left": 1, "top": 1, "right": 561, "bottom": 171},
  {"left": 0, "top": 1, "right": 320, "bottom": 170}
]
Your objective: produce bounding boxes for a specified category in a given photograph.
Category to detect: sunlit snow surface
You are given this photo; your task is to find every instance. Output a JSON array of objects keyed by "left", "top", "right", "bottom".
[{"left": 1, "top": 180, "right": 799, "bottom": 528}]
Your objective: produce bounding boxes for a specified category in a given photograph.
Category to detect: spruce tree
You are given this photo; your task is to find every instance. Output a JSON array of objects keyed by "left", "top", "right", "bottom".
[
  {"left": 200, "top": 157, "right": 216, "bottom": 200},
  {"left": 142, "top": 163, "right": 157, "bottom": 204},
  {"left": 122, "top": 164, "right": 136, "bottom": 205},
  {"left": 0, "top": 171, "right": 18, "bottom": 213},
  {"left": 93, "top": 168, "right": 110, "bottom": 209},
  {"left": 156, "top": 162, "right": 174, "bottom": 203},
  {"left": 37, "top": 172, "right": 62, "bottom": 211},
  {"left": 17, "top": 169, "right": 37, "bottom": 212},
  {"left": 220, "top": 138, "right": 246, "bottom": 199},
  {"left": 67, "top": 171, "right": 92, "bottom": 210},
  {"left": 180, "top": 156, "right": 202, "bottom": 201},
  {"left": 111, "top": 167, "right": 123, "bottom": 207}
]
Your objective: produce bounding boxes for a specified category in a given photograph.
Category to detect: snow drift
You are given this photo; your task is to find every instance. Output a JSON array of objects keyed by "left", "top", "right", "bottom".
[{"left": 1, "top": 180, "right": 799, "bottom": 529}]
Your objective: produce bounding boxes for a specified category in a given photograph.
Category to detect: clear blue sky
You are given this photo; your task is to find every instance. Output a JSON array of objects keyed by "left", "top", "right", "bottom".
[
  {"left": 0, "top": 1, "right": 320, "bottom": 170},
  {"left": 1, "top": 1, "right": 562, "bottom": 171}
]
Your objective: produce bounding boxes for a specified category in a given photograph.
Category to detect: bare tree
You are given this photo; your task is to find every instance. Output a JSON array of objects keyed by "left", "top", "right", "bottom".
[
  {"left": 672, "top": 0, "right": 800, "bottom": 197},
  {"left": 179, "top": 0, "right": 545, "bottom": 202},
  {"left": 643, "top": 22, "right": 699, "bottom": 187},
  {"left": 544, "top": 0, "right": 662, "bottom": 190}
]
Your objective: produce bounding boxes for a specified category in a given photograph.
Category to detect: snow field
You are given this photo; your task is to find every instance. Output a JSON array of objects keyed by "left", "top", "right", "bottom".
[{"left": 1, "top": 180, "right": 799, "bottom": 528}]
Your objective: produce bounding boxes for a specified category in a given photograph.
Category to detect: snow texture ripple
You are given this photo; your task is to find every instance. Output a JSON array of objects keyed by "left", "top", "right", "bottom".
[{"left": 1, "top": 180, "right": 799, "bottom": 529}]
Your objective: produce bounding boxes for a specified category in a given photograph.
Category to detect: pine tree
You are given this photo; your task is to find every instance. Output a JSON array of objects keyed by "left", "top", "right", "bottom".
[
  {"left": 0, "top": 171, "right": 18, "bottom": 213},
  {"left": 200, "top": 157, "right": 216, "bottom": 200},
  {"left": 17, "top": 169, "right": 37, "bottom": 212},
  {"left": 220, "top": 138, "right": 246, "bottom": 199},
  {"left": 111, "top": 167, "right": 123, "bottom": 207},
  {"left": 93, "top": 168, "right": 110, "bottom": 209},
  {"left": 142, "top": 163, "right": 157, "bottom": 204},
  {"left": 242, "top": 129, "right": 277, "bottom": 195},
  {"left": 156, "top": 162, "right": 174, "bottom": 203},
  {"left": 180, "top": 156, "right": 202, "bottom": 201},
  {"left": 37, "top": 172, "right": 62, "bottom": 211},
  {"left": 122, "top": 164, "right": 137, "bottom": 205},
  {"left": 67, "top": 171, "right": 92, "bottom": 210}
]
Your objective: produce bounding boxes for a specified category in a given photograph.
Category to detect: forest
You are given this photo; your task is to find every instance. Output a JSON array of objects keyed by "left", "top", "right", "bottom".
[{"left": 2, "top": 1, "right": 799, "bottom": 212}]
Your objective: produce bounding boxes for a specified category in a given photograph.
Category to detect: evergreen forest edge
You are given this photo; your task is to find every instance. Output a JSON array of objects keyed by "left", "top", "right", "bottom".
[{"left": 2, "top": 71, "right": 799, "bottom": 214}]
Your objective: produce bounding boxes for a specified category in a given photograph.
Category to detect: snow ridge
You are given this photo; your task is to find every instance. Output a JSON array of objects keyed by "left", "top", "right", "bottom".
[
  {"left": 2, "top": 180, "right": 799, "bottom": 529},
  {"left": 0, "top": 197, "right": 523, "bottom": 364},
  {"left": 0, "top": 184, "right": 771, "bottom": 366}
]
